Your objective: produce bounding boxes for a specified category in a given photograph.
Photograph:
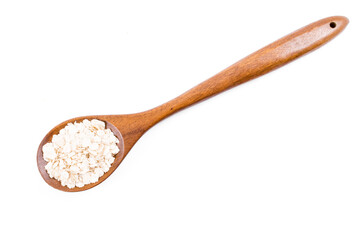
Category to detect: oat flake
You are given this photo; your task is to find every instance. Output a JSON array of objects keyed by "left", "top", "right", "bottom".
[{"left": 42, "top": 119, "right": 120, "bottom": 188}]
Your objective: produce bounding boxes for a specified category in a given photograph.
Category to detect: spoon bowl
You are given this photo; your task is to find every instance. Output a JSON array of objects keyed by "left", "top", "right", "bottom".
[
  {"left": 37, "top": 116, "right": 125, "bottom": 192},
  {"left": 37, "top": 16, "right": 349, "bottom": 192}
]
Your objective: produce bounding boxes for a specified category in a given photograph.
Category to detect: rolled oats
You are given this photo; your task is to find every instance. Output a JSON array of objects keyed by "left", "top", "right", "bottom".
[{"left": 42, "top": 119, "right": 120, "bottom": 188}]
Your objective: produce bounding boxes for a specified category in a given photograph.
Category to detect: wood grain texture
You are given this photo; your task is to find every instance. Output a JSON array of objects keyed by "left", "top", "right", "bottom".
[{"left": 37, "top": 16, "right": 348, "bottom": 192}]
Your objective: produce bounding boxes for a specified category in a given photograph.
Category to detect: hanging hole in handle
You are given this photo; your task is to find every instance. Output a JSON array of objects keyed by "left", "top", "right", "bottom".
[{"left": 330, "top": 22, "right": 336, "bottom": 28}]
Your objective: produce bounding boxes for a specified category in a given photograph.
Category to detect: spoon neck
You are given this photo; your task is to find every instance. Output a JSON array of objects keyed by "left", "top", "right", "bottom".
[{"left": 144, "top": 87, "right": 210, "bottom": 126}]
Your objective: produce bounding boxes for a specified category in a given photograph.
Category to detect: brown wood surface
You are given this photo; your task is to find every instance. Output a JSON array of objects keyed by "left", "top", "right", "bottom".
[{"left": 37, "top": 16, "right": 348, "bottom": 192}]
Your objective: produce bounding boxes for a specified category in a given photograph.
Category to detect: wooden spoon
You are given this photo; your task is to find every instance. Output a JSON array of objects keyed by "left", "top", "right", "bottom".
[{"left": 37, "top": 16, "right": 348, "bottom": 192}]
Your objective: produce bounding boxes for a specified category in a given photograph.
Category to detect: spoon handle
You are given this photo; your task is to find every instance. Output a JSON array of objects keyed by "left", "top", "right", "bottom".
[{"left": 148, "top": 16, "right": 348, "bottom": 124}]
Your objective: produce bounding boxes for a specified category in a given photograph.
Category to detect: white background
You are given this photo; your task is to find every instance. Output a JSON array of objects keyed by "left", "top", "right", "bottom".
[{"left": 0, "top": 0, "right": 359, "bottom": 239}]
